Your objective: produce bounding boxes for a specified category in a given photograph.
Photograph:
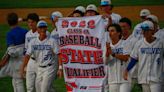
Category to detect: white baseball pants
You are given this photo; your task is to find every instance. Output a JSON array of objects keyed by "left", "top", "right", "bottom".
[
  {"left": 142, "top": 82, "right": 161, "bottom": 92},
  {"left": 26, "top": 58, "right": 38, "bottom": 92},
  {"left": 36, "top": 64, "right": 57, "bottom": 92},
  {"left": 12, "top": 78, "right": 25, "bottom": 92},
  {"left": 109, "top": 83, "right": 131, "bottom": 92}
]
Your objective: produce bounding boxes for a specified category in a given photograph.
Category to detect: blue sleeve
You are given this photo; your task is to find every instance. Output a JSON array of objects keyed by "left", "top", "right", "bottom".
[
  {"left": 127, "top": 57, "right": 138, "bottom": 71},
  {"left": 6, "top": 32, "right": 14, "bottom": 47}
]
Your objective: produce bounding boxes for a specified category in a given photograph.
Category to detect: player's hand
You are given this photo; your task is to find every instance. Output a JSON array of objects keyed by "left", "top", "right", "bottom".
[
  {"left": 102, "top": 14, "right": 111, "bottom": 19},
  {"left": 0, "top": 54, "right": 10, "bottom": 68},
  {"left": 123, "top": 70, "right": 128, "bottom": 80},
  {"left": 106, "top": 42, "right": 112, "bottom": 57},
  {"left": 57, "top": 69, "right": 63, "bottom": 78}
]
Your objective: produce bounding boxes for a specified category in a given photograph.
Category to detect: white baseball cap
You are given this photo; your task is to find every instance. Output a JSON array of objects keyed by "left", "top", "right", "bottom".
[
  {"left": 51, "top": 11, "right": 63, "bottom": 20},
  {"left": 141, "top": 20, "right": 154, "bottom": 31},
  {"left": 101, "top": 0, "right": 111, "bottom": 6},
  {"left": 37, "top": 20, "right": 47, "bottom": 27},
  {"left": 147, "top": 14, "right": 158, "bottom": 23},
  {"left": 86, "top": 4, "right": 98, "bottom": 12},
  {"left": 75, "top": 6, "right": 86, "bottom": 13},
  {"left": 140, "top": 9, "right": 151, "bottom": 16}
]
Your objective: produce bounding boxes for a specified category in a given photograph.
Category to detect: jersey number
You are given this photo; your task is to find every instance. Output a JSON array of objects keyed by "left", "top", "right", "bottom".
[{"left": 44, "top": 51, "right": 53, "bottom": 61}]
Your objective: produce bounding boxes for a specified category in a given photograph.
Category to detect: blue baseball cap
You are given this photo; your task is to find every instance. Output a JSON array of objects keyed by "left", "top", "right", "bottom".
[
  {"left": 101, "top": 0, "right": 111, "bottom": 6},
  {"left": 37, "top": 20, "right": 47, "bottom": 28},
  {"left": 141, "top": 20, "right": 154, "bottom": 31}
]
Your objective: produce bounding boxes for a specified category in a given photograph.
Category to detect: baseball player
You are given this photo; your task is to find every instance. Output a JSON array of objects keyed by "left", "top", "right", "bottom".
[
  {"left": 25, "top": 13, "right": 39, "bottom": 92},
  {"left": 100, "top": 0, "right": 121, "bottom": 25},
  {"left": 50, "top": 11, "right": 63, "bottom": 44},
  {"left": 104, "top": 24, "right": 131, "bottom": 92},
  {"left": 20, "top": 20, "right": 59, "bottom": 92},
  {"left": 132, "top": 9, "right": 151, "bottom": 39},
  {"left": 0, "top": 12, "right": 28, "bottom": 92},
  {"left": 100, "top": 0, "right": 122, "bottom": 50},
  {"left": 146, "top": 14, "right": 164, "bottom": 40},
  {"left": 85, "top": 4, "right": 99, "bottom": 16},
  {"left": 118, "top": 17, "right": 142, "bottom": 91},
  {"left": 69, "top": 6, "right": 86, "bottom": 17},
  {"left": 124, "top": 20, "right": 163, "bottom": 92},
  {"left": 146, "top": 14, "right": 164, "bottom": 91}
]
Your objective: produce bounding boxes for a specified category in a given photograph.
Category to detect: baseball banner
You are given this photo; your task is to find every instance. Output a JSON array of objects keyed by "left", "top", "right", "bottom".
[{"left": 57, "top": 15, "right": 107, "bottom": 92}]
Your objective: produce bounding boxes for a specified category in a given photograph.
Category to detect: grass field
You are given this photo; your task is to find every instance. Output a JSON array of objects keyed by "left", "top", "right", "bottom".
[
  {"left": 0, "top": 0, "right": 164, "bottom": 8},
  {"left": 0, "top": 21, "right": 164, "bottom": 92}
]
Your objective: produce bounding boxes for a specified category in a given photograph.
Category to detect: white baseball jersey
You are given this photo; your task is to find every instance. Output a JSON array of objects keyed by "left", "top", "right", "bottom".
[
  {"left": 122, "top": 35, "right": 139, "bottom": 78},
  {"left": 25, "top": 30, "right": 39, "bottom": 50},
  {"left": 0, "top": 44, "right": 24, "bottom": 78},
  {"left": 132, "top": 23, "right": 143, "bottom": 40},
  {"left": 25, "top": 30, "right": 50, "bottom": 50},
  {"left": 51, "top": 28, "right": 59, "bottom": 44},
  {"left": 26, "top": 36, "right": 59, "bottom": 66},
  {"left": 130, "top": 38, "right": 164, "bottom": 84},
  {"left": 122, "top": 35, "right": 138, "bottom": 54},
  {"left": 104, "top": 13, "right": 121, "bottom": 25},
  {"left": 110, "top": 13, "right": 122, "bottom": 24},
  {"left": 25, "top": 30, "right": 50, "bottom": 69},
  {"left": 154, "top": 28, "right": 164, "bottom": 41},
  {"left": 105, "top": 40, "right": 129, "bottom": 84}
]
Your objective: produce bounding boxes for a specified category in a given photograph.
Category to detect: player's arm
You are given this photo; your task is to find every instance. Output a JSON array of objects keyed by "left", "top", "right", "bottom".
[
  {"left": 20, "top": 54, "right": 30, "bottom": 78},
  {"left": 102, "top": 14, "right": 112, "bottom": 25},
  {"left": 20, "top": 40, "right": 33, "bottom": 78},
  {"left": 52, "top": 40, "right": 63, "bottom": 78},
  {"left": 124, "top": 57, "right": 138, "bottom": 80},
  {"left": 1, "top": 33, "right": 15, "bottom": 67},
  {"left": 108, "top": 43, "right": 130, "bottom": 61},
  {"left": 0, "top": 52, "right": 10, "bottom": 67},
  {"left": 124, "top": 41, "right": 140, "bottom": 80}
]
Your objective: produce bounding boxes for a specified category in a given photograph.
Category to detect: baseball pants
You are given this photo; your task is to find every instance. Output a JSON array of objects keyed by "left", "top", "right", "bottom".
[
  {"left": 142, "top": 82, "right": 161, "bottom": 92},
  {"left": 26, "top": 58, "right": 38, "bottom": 92},
  {"left": 36, "top": 64, "right": 57, "bottom": 92},
  {"left": 109, "top": 83, "right": 131, "bottom": 92},
  {"left": 12, "top": 78, "right": 25, "bottom": 92}
]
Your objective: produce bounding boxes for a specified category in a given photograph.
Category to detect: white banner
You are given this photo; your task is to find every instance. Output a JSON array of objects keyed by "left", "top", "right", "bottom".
[{"left": 57, "top": 15, "right": 107, "bottom": 92}]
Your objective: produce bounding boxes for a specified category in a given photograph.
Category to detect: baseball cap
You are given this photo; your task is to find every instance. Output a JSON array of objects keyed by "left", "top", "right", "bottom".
[
  {"left": 147, "top": 14, "right": 158, "bottom": 23},
  {"left": 101, "top": 0, "right": 111, "bottom": 6},
  {"left": 141, "top": 20, "right": 154, "bottom": 31},
  {"left": 75, "top": 6, "right": 86, "bottom": 13},
  {"left": 86, "top": 4, "right": 98, "bottom": 12},
  {"left": 37, "top": 20, "right": 47, "bottom": 28},
  {"left": 140, "top": 9, "right": 151, "bottom": 17},
  {"left": 51, "top": 11, "right": 63, "bottom": 20}
]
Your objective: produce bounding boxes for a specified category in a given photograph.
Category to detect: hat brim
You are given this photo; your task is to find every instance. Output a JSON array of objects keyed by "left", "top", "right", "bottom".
[{"left": 38, "top": 26, "right": 47, "bottom": 28}]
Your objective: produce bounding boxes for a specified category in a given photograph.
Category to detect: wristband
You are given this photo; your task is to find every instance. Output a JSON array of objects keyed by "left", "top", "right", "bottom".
[{"left": 59, "top": 65, "right": 62, "bottom": 70}]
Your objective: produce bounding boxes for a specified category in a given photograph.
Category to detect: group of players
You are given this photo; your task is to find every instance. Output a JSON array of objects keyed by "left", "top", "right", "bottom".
[{"left": 0, "top": 0, "right": 164, "bottom": 92}]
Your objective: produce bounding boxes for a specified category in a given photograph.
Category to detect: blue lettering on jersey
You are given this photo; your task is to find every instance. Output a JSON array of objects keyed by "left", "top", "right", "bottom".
[
  {"left": 112, "top": 48, "right": 123, "bottom": 54},
  {"left": 156, "top": 58, "right": 160, "bottom": 65},
  {"left": 33, "top": 45, "right": 51, "bottom": 50},
  {"left": 51, "top": 34, "right": 59, "bottom": 40},
  {"left": 140, "top": 48, "right": 162, "bottom": 54}
]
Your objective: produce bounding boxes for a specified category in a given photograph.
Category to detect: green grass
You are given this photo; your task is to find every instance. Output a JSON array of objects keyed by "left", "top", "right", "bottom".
[
  {"left": 0, "top": 21, "right": 164, "bottom": 92},
  {"left": 0, "top": 0, "right": 164, "bottom": 8}
]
